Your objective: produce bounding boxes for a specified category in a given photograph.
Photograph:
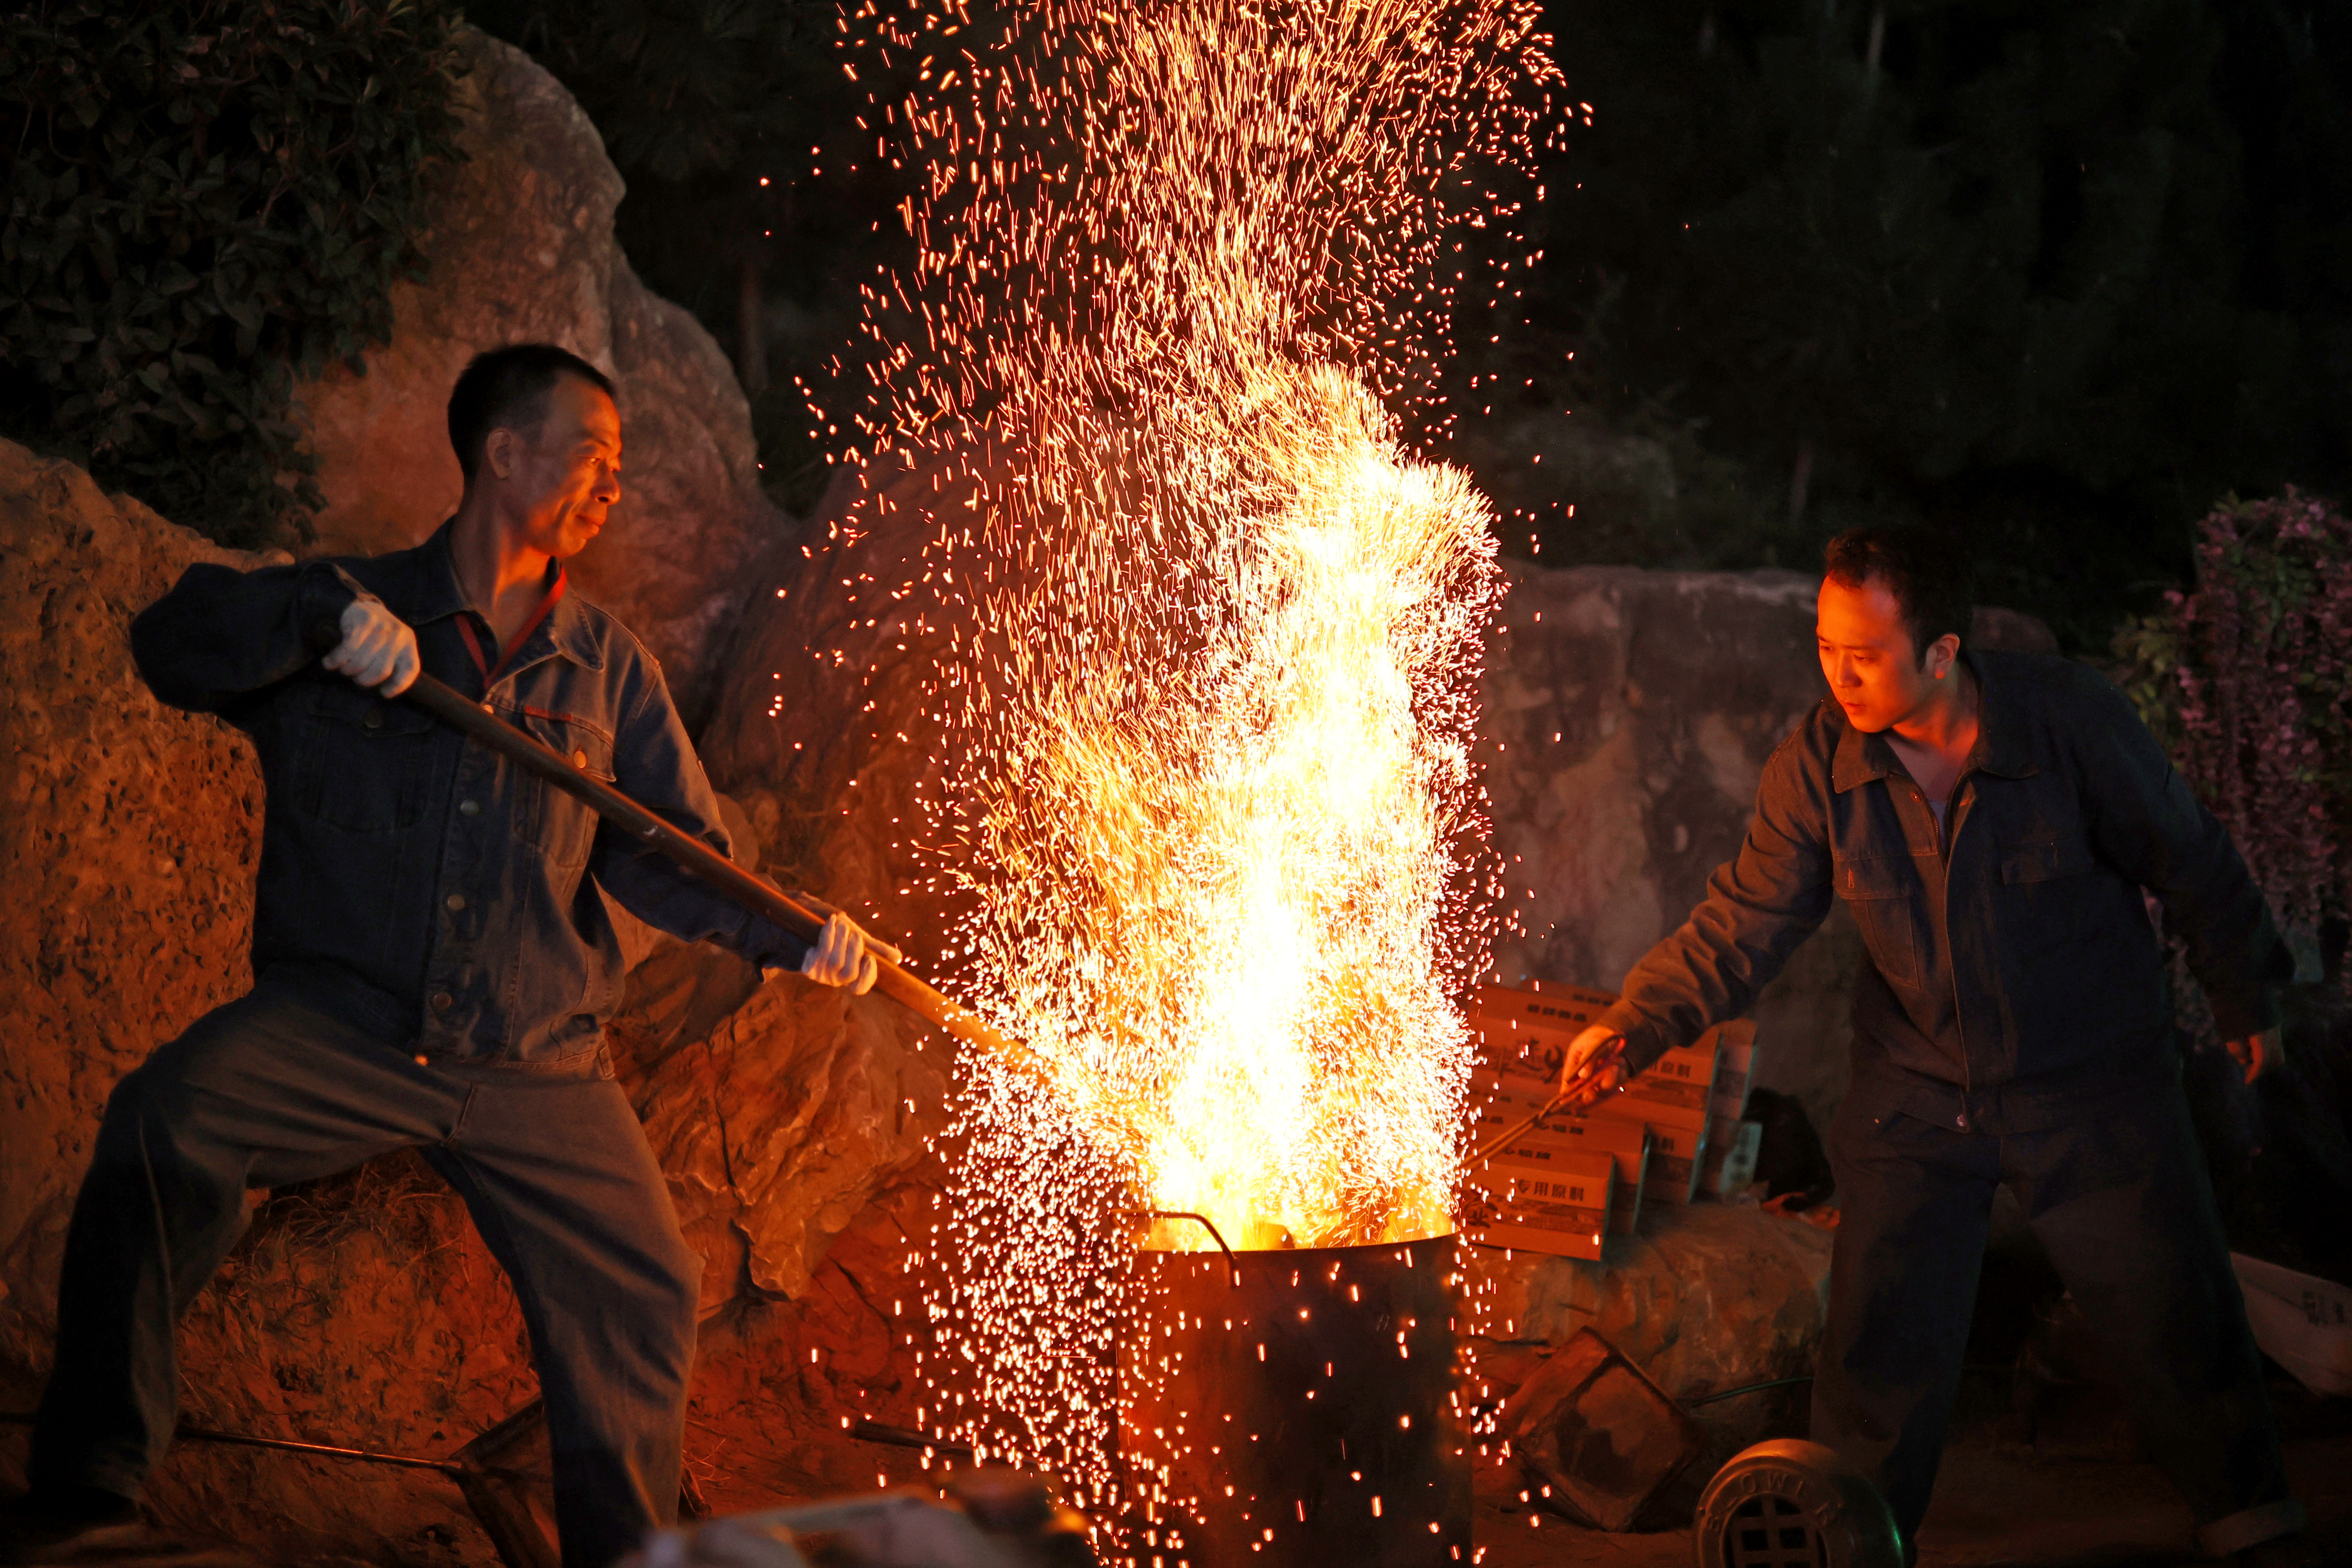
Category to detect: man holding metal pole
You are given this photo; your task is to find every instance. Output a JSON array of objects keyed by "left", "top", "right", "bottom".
[
  {"left": 1551, "top": 527, "right": 2313, "bottom": 1566},
  {"left": 3, "top": 344, "right": 888, "bottom": 1568}
]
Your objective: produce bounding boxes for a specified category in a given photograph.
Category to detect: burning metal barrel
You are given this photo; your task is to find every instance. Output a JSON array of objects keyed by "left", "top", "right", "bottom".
[{"left": 1116, "top": 1234, "right": 1468, "bottom": 1567}]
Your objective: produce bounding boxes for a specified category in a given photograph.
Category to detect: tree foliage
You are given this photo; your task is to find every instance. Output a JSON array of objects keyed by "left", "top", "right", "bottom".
[
  {"left": 2117, "top": 489, "right": 2352, "bottom": 959},
  {"left": 0, "top": 0, "right": 466, "bottom": 548},
  {"left": 1473, "top": 0, "right": 2352, "bottom": 645}
]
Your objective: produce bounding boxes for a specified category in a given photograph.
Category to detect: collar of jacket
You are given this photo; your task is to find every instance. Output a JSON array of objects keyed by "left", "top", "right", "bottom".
[
  {"left": 369, "top": 520, "right": 607, "bottom": 674},
  {"left": 1830, "top": 648, "right": 2039, "bottom": 794}
]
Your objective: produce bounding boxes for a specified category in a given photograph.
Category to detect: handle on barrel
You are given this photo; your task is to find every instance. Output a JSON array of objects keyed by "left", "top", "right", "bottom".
[{"left": 1142, "top": 1210, "right": 1241, "bottom": 1287}]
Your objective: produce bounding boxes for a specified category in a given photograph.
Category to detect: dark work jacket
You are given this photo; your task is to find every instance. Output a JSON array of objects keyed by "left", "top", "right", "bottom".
[
  {"left": 1596, "top": 649, "right": 2291, "bottom": 1135},
  {"left": 129, "top": 524, "right": 810, "bottom": 1072}
]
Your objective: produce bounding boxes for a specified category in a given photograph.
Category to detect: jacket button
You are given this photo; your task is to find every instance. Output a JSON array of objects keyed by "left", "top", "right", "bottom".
[
  {"left": 445, "top": 894, "right": 466, "bottom": 913},
  {"left": 431, "top": 991, "right": 454, "bottom": 1011},
  {"left": 364, "top": 710, "right": 384, "bottom": 729},
  {"left": 572, "top": 749, "right": 588, "bottom": 768},
  {"left": 458, "top": 799, "right": 481, "bottom": 816}
]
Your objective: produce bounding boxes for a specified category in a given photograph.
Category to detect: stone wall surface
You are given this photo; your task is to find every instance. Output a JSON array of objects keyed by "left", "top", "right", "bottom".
[
  {"left": 1478, "top": 566, "right": 1865, "bottom": 1130},
  {"left": 294, "top": 29, "right": 788, "bottom": 726}
]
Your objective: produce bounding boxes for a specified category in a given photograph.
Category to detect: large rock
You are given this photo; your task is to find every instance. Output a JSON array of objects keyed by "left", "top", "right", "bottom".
[
  {"left": 631, "top": 966, "right": 949, "bottom": 1304},
  {"left": 1463, "top": 1203, "right": 1836, "bottom": 1527},
  {"left": 697, "top": 458, "right": 979, "bottom": 949},
  {"left": 0, "top": 439, "right": 272, "bottom": 1344},
  {"left": 294, "top": 29, "right": 789, "bottom": 725}
]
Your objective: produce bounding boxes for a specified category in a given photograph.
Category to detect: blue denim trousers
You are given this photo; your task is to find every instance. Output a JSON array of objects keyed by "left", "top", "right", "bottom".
[
  {"left": 1811, "top": 1080, "right": 2301, "bottom": 1556},
  {"left": 30, "top": 975, "right": 700, "bottom": 1568}
]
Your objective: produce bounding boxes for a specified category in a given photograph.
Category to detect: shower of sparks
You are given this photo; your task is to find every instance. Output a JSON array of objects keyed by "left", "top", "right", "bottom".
[{"left": 812, "top": 0, "right": 1558, "bottom": 1519}]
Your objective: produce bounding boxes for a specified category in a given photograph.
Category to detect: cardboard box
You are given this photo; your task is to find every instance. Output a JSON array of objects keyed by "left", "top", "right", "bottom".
[
  {"left": 1470, "top": 983, "right": 1617, "bottom": 1080},
  {"left": 1700, "top": 1118, "right": 1762, "bottom": 1199},
  {"left": 1473, "top": 985, "right": 1743, "bottom": 1139},
  {"left": 1617, "top": 1035, "right": 1717, "bottom": 1136},
  {"left": 1633, "top": 1119, "right": 1709, "bottom": 1207},
  {"left": 1707, "top": 1019, "right": 1758, "bottom": 1125},
  {"left": 1466, "top": 1069, "right": 1651, "bottom": 1231},
  {"left": 1463, "top": 1146, "right": 1614, "bottom": 1259}
]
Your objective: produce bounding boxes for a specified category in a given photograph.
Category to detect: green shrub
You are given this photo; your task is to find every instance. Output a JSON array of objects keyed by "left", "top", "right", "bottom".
[
  {"left": 2115, "top": 489, "right": 2352, "bottom": 973},
  {"left": 0, "top": 0, "right": 466, "bottom": 549}
]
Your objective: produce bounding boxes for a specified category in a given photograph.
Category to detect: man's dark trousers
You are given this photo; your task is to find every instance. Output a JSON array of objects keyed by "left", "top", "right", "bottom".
[
  {"left": 1811, "top": 1080, "right": 2299, "bottom": 1553},
  {"left": 31, "top": 976, "right": 700, "bottom": 1568}
]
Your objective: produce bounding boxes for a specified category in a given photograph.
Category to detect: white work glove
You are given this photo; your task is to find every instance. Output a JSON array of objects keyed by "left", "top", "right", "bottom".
[
  {"left": 781, "top": 902, "right": 902, "bottom": 995},
  {"left": 322, "top": 597, "right": 420, "bottom": 697}
]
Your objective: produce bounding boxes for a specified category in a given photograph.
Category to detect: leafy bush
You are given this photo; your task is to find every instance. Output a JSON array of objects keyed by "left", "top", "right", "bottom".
[
  {"left": 0, "top": 0, "right": 466, "bottom": 549},
  {"left": 2117, "top": 489, "right": 2352, "bottom": 959}
]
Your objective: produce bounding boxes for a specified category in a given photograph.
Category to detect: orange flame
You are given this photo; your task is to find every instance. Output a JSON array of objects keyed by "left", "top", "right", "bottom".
[{"left": 824, "top": 0, "right": 1557, "bottom": 1501}]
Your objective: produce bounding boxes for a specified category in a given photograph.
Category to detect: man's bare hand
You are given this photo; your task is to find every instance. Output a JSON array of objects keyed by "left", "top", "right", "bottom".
[
  {"left": 2223, "top": 1026, "right": 2282, "bottom": 1085},
  {"left": 322, "top": 598, "right": 420, "bottom": 697},
  {"left": 798, "top": 910, "right": 901, "bottom": 995},
  {"left": 1559, "top": 1023, "right": 1628, "bottom": 1109}
]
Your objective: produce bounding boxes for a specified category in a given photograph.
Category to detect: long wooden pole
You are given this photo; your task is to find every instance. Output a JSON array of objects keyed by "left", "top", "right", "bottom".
[{"left": 396, "top": 671, "right": 1089, "bottom": 1105}]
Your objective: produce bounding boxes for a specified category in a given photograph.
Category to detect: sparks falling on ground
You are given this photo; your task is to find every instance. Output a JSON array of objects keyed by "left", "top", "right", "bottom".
[{"left": 814, "top": 0, "right": 1559, "bottom": 1514}]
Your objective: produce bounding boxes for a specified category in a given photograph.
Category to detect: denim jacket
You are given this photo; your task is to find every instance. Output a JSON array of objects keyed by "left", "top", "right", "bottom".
[
  {"left": 130, "top": 523, "right": 808, "bottom": 1071},
  {"left": 1596, "top": 649, "right": 2291, "bottom": 1134}
]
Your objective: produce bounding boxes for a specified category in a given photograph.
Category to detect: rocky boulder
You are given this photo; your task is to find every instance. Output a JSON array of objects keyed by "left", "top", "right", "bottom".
[
  {"left": 1463, "top": 1202, "right": 1837, "bottom": 1528},
  {"left": 0, "top": 439, "right": 272, "bottom": 1348},
  {"left": 295, "top": 29, "right": 788, "bottom": 726}
]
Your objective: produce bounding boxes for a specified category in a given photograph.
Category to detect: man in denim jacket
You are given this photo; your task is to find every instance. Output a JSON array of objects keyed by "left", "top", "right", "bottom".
[
  {"left": 9, "top": 346, "right": 886, "bottom": 1568},
  {"left": 1556, "top": 528, "right": 2308, "bottom": 1565}
]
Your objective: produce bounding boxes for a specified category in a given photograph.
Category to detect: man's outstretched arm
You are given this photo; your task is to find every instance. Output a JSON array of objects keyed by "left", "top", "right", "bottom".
[
  {"left": 591, "top": 649, "right": 894, "bottom": 992},
  {"left": 2070, "top": 667, "right": 2293, "bottom": 1081},
  {"left": 1560, "top": 728, "right": 1838, "bottom": 1104},
  {"left": 129, "top": 559, "right": 395, "bottom": 713}
]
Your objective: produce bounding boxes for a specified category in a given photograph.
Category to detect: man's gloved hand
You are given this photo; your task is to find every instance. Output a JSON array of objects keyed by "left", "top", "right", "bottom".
[
  {"left": 322, "top": 597, "right": 420, "bottom": 697},
  {"left": 1559, "top": 1023, "right": 1629, "bottom": 1109},
  {"left": 789, "top": 906, "right": 903, "bottom": 996}
]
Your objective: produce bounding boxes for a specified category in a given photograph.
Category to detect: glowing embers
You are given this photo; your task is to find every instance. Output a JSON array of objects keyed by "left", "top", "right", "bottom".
[
  {"left": 1116, "top": 1235, "right": 1468, "bottom": 1567},
  {"left": 829, "top": 0, "right": 1559, "bottom": 1520}
]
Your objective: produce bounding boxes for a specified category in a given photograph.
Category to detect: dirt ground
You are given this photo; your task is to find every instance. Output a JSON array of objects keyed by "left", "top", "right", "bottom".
[
  {"left": 10, "top": 1368, "right": 2348, "bottom": 1568},
  {"left": 1472, "top": 1376, "right": 2352, "bottom": 1568}
]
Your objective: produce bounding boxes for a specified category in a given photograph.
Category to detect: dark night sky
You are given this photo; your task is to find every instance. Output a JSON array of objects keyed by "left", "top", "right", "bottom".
[
  {"left": 12, "top": 0, "right": 2343, "bottom": 649},
  {"left": 448, "top": 0, "right": 2352, "bottom": 649}
]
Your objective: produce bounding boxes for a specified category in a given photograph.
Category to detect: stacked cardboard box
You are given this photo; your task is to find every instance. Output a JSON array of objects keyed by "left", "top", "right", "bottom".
[
  {"left": 1461, "top": 1141, "right": 1614, "bottom": 1259},
  {"left": 1464, "top": 985, "right": 1768, "bottom": 1252},
  {"left": 1700, "top": 1020, "right": 1762, "bottom": 1198},
  {"left": 1466, "top": 1069, "right": 1651, "bottom": 1243},
  {"left": 1463, "top": 986, "right": 1637, "bottom": 1259},
  {"left": 1701, "top": 1119, "right": 1763, "bottom": 1199}
]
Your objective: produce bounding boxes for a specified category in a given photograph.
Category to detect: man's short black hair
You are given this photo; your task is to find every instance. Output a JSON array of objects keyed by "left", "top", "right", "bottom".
[
  {"left": 447, "top": 343, "right": 617, "bottom": 483},
  {"left": 1823, "top": 525, "right": 1975, "bottom": 666}
]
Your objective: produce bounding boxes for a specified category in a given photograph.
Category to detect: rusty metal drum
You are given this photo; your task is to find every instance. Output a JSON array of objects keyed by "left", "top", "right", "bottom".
[{"left": 1115, "top": 1234, "right": 1469, "bottom": 1566}]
